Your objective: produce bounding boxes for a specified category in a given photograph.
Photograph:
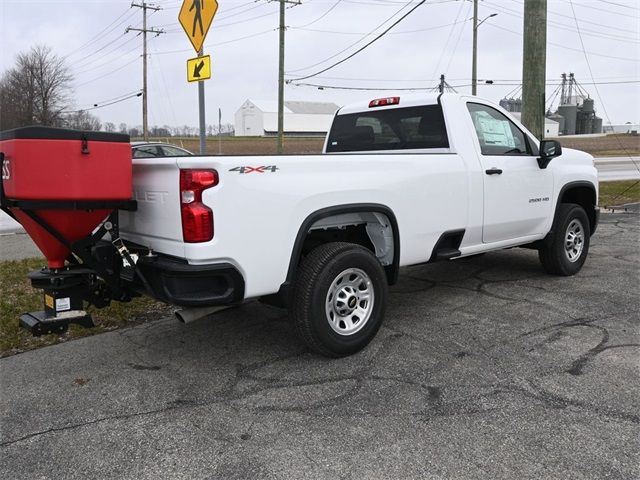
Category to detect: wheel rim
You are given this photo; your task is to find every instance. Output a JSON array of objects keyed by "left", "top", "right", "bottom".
[
  {"left": 325, "top": 268, "right": 375, "bottom": 336},
  {"left": 564, "top": 218, "right": 585, "bottom": 263}
]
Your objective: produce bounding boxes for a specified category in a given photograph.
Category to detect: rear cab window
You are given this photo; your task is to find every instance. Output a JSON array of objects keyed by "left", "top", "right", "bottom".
[{"left": 326, "top": 104, "right": 450, "bottom": 153}]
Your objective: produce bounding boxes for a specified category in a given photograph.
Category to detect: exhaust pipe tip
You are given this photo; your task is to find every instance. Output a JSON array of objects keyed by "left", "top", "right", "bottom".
[{"left": 175, "top": 305, "right": 233, "bottom": 324}]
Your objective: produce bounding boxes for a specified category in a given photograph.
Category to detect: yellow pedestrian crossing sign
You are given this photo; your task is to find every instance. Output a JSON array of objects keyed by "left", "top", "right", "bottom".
[
  {"left": 179, "top": 0, "right": 218, "bottom": 53},
  {"left": 187, "top": 55, "right": 211, "bottom": 82}
]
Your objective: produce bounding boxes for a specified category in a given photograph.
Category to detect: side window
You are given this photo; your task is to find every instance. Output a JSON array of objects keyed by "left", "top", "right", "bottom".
[
  {"left": 467, "top": 103, "right": 532, "bottom": 156},
  {"left": 161, "top": 145, "right": 190, "bottom": 156},
  {"left": 133, "top": 146, "right": 160, "bottom": 158}
]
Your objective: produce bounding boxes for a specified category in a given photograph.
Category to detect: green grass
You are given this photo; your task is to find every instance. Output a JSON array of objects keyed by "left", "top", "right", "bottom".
[
  {"left": 0, "top": 258, "right": 170, "bottom": 357},
  {"left": 599, "top": 180, "right": 640, "bottom": 207}
]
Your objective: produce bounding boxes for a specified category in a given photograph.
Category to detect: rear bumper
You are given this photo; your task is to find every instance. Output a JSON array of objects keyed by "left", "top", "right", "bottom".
[{"left": 134, "top": 255, "right": 245, "bottom": 307}]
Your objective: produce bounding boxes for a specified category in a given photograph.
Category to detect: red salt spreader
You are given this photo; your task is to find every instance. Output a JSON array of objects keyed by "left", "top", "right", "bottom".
[{"left": 1, "top": 126, "right": 144, "bottom": 335}]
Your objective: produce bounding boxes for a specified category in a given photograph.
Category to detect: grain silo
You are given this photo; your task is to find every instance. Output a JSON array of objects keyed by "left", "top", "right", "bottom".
[{"left": 558, "top": 104, "right": 577, "bottom": 135}]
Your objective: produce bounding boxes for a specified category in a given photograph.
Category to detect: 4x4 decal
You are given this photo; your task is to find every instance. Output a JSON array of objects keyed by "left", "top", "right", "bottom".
[{"left": 229, "top": 165, "right": 279, "bottom": 174}]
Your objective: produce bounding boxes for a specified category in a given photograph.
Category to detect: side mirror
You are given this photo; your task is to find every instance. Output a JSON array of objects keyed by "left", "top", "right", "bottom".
[{"left": 538, "top": 140, "right": 562, "bottom": 169}]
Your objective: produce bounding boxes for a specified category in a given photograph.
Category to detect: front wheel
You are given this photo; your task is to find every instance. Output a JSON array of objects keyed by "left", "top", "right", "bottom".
[
  {"left": 539, "top": 203, "right": 591, "bottom": 276},
  {"left": 290, "top": 242, "right": 388, "bottom": 357}
]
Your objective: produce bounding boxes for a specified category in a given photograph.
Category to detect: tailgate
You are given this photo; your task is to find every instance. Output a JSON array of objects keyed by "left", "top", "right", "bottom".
[{"left": 119, "top": 157, "right": 185, "bottom": 257}]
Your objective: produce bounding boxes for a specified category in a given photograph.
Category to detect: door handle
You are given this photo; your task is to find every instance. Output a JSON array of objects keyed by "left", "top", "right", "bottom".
[{"left": 485, "top": 168, "right": 503, "bottom": 175}]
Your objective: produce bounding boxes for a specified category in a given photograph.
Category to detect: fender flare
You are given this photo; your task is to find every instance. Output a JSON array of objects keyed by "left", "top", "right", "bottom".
[
  {"left": 553, "top": 180, "right": 598, "bottom": 235},
  {"left": 272, "top": 203, "right": 400, "bottom": 307}
]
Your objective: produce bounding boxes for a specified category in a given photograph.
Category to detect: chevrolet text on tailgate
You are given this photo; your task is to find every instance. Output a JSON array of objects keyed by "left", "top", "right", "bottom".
[{"left": 1, "top": 94, "right": 599, "bottom": 357}]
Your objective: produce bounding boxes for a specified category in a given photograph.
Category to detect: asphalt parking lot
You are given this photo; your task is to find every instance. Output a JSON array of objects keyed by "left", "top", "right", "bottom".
[{"left": 1, "top": 212, "right": 638, "bottom": 480}]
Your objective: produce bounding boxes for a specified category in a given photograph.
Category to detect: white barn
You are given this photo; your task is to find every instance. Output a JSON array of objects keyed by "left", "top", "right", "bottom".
[
  {"left": 234, "top": 100, "right": 340, "bottom": 137},
  {"left": 510, "top": 112, "right": 560, "bottom": 138}
]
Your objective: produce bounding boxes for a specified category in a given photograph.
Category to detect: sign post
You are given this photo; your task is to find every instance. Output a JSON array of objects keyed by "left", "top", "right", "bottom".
[{"left": 179, "top": 0, "right": 219, "bottom": 154}]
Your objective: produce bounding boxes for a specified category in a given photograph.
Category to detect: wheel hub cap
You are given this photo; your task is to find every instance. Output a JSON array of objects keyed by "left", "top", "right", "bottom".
[
  {"left": 325, "top": 268, "right": 374, "bottom": 336},
  {"left": 564, "top": 219, "right": 585, "bottom": 263}
]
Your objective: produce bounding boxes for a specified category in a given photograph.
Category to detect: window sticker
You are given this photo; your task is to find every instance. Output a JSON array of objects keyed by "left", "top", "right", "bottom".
[{"left": 472, "top": 111, "right": 516, "bottom": 148}]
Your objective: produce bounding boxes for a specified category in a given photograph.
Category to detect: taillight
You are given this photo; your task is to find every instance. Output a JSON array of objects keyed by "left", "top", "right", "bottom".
[
  {"left": 369, "top": 96, "right": 400, "bottom": 108},
  {"left": 180, "top": 169, "right": 218, "bottom": 242}
]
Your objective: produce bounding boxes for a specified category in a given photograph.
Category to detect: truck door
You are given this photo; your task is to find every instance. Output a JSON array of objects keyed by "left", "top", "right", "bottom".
[{"left": 467, "top": 102, "right": 553, "bottom": 244}]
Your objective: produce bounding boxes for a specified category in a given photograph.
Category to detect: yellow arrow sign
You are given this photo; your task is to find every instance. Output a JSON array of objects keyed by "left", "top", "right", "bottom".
[
  {"left": 187, "top": 55, "right": 211, "bottom": 82},
  {"left": 178, "top": 0, "right": 218, "bottom": 54}
]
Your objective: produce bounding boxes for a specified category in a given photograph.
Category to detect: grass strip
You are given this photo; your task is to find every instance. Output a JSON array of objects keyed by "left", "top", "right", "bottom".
[
  {"left": 599, "top": 180, "right": 640, "bottom": 207},
  {"left": 0, "top": 257, "right": 170, "bottom": 357}
]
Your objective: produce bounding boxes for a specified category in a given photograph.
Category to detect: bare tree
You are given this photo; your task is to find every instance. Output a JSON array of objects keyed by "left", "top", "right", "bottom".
[
  {"left": 64, "top": 110, "right": 102, "bottom": 131},
  {"left": 0, "top": 45, "right": 72, "bottom": 129},
  {"left": 119, "top": 122, "right": 128, "bottom": 134},
  {"left": 104, "top": 122, "right": 116, "bottom": 132}
]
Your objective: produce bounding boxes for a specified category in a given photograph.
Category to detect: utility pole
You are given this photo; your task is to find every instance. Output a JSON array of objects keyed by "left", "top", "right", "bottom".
[
  {"left": 471, "top": 3, "right": 497, "bottom": 96},
  {"left": 277, "top": 0, "right": 286, "bottom": 154},
  {"left": 127, "top": 2, "right": 164, "bottom": 141},
  {"left": 471, "top": 0, "right": 478, "bottom": 96},
  {"left": 276, "top": 0, "right": 300, "bottom": 154},
  {"left": 434, "top": 74, "right": 457, "bottom": 94},
  {"left": 521, "top": 0, "right": 547, "bottom": 139}
]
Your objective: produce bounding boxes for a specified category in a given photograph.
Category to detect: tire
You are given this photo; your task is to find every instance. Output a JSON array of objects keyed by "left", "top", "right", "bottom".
[
  {"left": 539, "top": 203, "right": 591, "bottom": 276},
  {"left": 290, "top": 242, "right": 388, "bottom": 357}
]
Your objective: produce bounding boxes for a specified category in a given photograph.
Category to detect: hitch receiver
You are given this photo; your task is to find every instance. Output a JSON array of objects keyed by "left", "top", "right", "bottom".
[
  {"left": 19, "top": 267, "right": 101, "bottom": 336},
  {"left": 20, "top": 310, "right": 95, "bottom": 336}
]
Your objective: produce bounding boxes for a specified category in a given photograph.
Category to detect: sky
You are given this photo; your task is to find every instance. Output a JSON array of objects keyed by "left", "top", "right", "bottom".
[{"left": 1, "top": 0, "right": 638, "bottom": 129}]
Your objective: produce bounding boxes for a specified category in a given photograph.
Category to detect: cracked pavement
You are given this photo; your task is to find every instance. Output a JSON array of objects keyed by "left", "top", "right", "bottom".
[{"left": 1, "top": 213, "right": 638, "bottom": 479}]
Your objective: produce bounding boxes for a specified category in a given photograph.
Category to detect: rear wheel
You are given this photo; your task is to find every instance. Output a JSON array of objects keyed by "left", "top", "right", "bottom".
[
  {"left": 539, "top": 203, "right": 590, "bottom": 276},
  {"left": 290, "top": 242, "right": 388, "bottom": 357}
]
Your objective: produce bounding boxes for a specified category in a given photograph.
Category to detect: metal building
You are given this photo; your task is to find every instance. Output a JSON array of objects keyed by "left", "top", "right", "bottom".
[
  {"left": 511, "top": 112, "right": 560, "bottom": 137},
  {"left": 499, "top": 73, "right": 603, "bottom": 136},
  {"left": 234, "top": 100, "right": 340, "bottom": 137}
]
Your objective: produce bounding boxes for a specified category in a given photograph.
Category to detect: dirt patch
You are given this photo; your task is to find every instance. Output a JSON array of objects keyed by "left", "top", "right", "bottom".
[{"left": 558, "top": 134, "right": 640, "bottom": 156}]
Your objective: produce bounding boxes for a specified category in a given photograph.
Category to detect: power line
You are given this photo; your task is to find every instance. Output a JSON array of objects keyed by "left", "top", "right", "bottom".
[
  {"left": 505, "top": 0, "right": 639, "bottom": 35},
  {"left": 292, "top": 0, "right": 344, "bottom": 28},
  {"left": 442, "top": 2, "right": 472, "bottom": 77},
  {"left": 287, "top": 0, "right": 427, "bottom": 81},
  {"left": 428, "top": 0, "right": 468, "bottom": 81},
  {"left": 567, "top": 0, "right": 640, "bottom": 204},
  {"left": 62, "top": 8, "right": 137, "bottom": 59},
  {"left": 149, "top": 42, "right": 179, "bottom": 127},
  {"left": 62, "top": 91, "right": 143, "bottom": 114},
  {"left": 287, "top": 0, "right": 417, "bottom": 74},
  {"left": 290, "top": 79, "right": 640, "bottom": 91},
  {"left": 558, "top": 0, "right": 638, "bottom": 17},
  {"left": 291, "top": 82, "right": 431, "bottom": 91},
  {"left": 71, "top": 35, "right": 140, "bottom": 73},
  {"left": 485, "top": 0, "right": 640, "bottom": 43},
  {"left": 594, "top": 0, "right": 639, "bottom": 11},
  {"left": 153, "top": 28, "right": 277, "bottom": 55},
  {"left": 74, "top": 56, "right": 140, "bottom": 88},
  {"left": 485, "top": 23, "right": 640, "bottom": 62},
  {"left": 290, "top": 19, "right": 468, "bottom": 36}
]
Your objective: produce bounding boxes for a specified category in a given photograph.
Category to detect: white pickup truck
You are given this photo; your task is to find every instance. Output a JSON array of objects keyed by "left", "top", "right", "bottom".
[{"left": 119, "top": 93, "right": 598, "bottom": 357}]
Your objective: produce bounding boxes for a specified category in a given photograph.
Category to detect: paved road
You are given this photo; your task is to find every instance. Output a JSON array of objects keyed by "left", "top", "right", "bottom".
[
  {"left": 0, "top": 211, "right": 23, "bottom": 234},
  {"left": 0, "top": 231, "right": 41, "bottom": 260},
  {"left": 1, "top": 213, "right": 638, "bottom": 480},
  {"left": 594, "top": 157, "right": 640, "bottom": 182}
]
